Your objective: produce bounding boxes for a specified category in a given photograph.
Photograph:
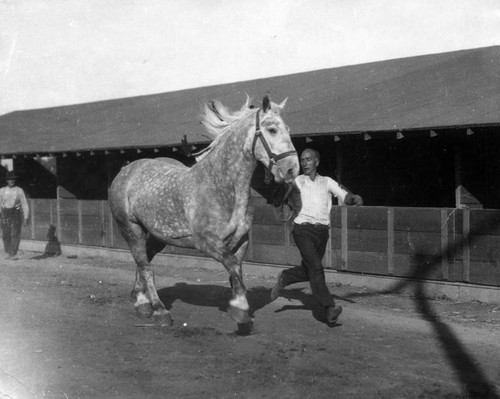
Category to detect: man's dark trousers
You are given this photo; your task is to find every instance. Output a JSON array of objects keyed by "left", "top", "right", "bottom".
[
  {"left": 2, "top": 208, "right": 22, "bottom": 257},
  {"left": 281, "top": 223, "right": 335, "bottom": 308}
]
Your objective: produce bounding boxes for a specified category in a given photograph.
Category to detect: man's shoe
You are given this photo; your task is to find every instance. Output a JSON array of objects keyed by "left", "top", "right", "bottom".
[
  {"left": 270, "top": 271, "right": 286, "bottom": 301},
  {"left": 326, "top": 305, "right": 343, "bottom": 324}
]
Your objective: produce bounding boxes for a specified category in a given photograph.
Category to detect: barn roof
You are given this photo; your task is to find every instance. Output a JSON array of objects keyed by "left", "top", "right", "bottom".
[{"left": 1, "top": 45, "right": 499, "bottom": 155}]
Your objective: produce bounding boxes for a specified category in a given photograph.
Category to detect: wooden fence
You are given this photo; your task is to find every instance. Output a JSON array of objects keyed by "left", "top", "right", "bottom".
[{"left": 20, "top": 198, "right": 500, "bottom": 288}]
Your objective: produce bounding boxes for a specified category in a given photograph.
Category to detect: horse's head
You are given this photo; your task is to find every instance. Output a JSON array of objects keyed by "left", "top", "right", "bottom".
[{"left": 250, "top": 94, "right": 299, "bottom": 184}]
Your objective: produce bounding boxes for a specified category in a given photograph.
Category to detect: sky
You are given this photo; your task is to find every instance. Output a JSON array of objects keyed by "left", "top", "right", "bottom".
[{"left": 1, "top": 0, "right": 499, "bottom": 115}]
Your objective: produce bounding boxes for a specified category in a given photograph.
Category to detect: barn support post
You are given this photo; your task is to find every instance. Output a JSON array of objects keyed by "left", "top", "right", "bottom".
[
  {"left": 454, "top": 145, "right": 462, "bottom": 207},
  {"left": 335, "top": 138, "right": 343, "bottom": 184}
]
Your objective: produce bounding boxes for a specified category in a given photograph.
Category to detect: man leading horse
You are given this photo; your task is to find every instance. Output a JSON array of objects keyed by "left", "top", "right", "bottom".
[{"left": 270, "top": 148, "right": 363, "bottom": 325}]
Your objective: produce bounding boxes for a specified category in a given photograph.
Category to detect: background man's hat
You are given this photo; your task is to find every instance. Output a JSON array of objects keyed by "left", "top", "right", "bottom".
[{"left": 5, "top": 171, "right": 18, "bottom": 180}]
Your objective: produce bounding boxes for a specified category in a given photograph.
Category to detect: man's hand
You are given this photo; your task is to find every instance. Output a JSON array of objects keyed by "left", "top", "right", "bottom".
[{"left": 345, "top": 193, "right": 363, "bottom": 206}]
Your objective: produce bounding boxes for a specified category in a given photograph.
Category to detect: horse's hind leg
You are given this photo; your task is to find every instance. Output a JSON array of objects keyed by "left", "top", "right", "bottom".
[{"left": 124, "top": 222, "right": 172, "bottom": 326}]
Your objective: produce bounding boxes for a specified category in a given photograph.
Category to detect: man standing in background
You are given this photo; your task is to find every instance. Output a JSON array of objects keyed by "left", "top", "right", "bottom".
[{"left": 0, "top": 171, "right": 29, "bottom": 260}]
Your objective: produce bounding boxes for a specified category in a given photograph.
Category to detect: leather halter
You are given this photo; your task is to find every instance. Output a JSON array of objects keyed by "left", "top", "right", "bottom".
[{"left": 251, "top": 110, "right": 297, "bottom": 172}]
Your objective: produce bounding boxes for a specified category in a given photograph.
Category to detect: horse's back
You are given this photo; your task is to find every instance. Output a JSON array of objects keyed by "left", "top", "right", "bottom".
[{"left": 109, "top": 157, "right": 187, "bottom": 216}]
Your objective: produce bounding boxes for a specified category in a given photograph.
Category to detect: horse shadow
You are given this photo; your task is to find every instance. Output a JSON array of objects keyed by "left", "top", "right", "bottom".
[
  {"left": 157, "top": 283, "right": 273, "bottom": 319},
  {"left": 158, "top": 281, "right": 346, "bottom": 328}
]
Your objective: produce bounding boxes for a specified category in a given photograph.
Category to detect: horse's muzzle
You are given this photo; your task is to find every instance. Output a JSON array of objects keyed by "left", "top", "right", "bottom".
[{"left": 276, "top": 156, "right": 300, "bottom": 184}]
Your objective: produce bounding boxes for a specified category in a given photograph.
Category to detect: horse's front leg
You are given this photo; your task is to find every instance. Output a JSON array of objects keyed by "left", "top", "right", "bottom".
[
  {"left": 194, "top": 232, "right": 252, "bottom": 324},
  {"left": 228, "top": 238, "right": 253, "bottom": 326}
]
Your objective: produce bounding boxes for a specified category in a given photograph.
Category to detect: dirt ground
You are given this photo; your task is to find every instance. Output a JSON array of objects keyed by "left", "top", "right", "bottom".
[{"left": 1, "top": 250, "right": 499, "bottom": 399}]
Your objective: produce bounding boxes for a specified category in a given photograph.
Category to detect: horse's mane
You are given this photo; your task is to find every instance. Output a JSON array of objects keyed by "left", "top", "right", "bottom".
[{"left": 195, "top": 96, "right": 254, "bottom": 161}]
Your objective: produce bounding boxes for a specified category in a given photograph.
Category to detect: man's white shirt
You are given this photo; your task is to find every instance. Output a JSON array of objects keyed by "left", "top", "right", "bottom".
[{"left": 293, "top": 174, "right": 348, "bottom": 226}]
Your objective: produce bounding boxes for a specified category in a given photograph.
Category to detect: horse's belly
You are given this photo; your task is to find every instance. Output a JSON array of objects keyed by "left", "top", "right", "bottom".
[
  {"left": 160, "top": 235, "right": 195, "bottom": 249},
  {"left": 143, "top": 217, "right": 192, "bottom": 241}
]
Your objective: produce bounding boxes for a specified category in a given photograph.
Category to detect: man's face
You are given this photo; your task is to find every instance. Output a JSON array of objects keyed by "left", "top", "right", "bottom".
[
  {"left": 300, "top": 150, "right": 319, "bottom": 176},
  {"left": 6, "top": 179, "right": 15, "bottom": 187}
]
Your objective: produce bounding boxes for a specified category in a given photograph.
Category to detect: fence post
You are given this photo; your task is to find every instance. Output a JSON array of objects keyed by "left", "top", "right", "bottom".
[
  {"left": 387, "top": 207, "right": 394, "bottom": 275},
  {"left": 246, "top": 226, "right": 253, "bottom": 261},
  {"left": 29, "top": 199, "right": 34, "bottom": 239},
  {"left": 324, "top": 229, "right": 332, "bottom": 269},
  {"left": 77, "top": 200, "right": 82, "bottom": 245},
  {"left": 441, "top": 209, "right": 449, "bottom": 280},
  {"left": 284, "top": 220, "right": 291, "bottom": 265},
  {"left": 462, "top": 208, "right": 470, "bottom": 283},
  {"left": 341, "top": 206, "right": 348, "bottom": 270},
  {"left": 108, "top": 202, "right": 114, "bottom": 248},
  {"left": 101, "top": 201, "right": 106, "bottom": 247},
  {"left": 49, "top": 199, "right": 53, "bottom": 225},
  {"left": 56, "top": 198, "right": 61, "bottom": 242}
]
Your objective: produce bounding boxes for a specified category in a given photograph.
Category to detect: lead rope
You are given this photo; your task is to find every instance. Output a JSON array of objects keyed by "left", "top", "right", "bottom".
[{"left": 271, "top": 183, "right": 295, "bottom": 223}]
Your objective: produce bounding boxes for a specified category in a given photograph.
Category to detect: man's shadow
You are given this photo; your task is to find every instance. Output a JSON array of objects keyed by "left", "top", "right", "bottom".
[
  {"left": 276, "top": 286, "right": 354, "bottom": 327},
  {"left": 158, "top": 281, "right": 350, "bottom": 328}
]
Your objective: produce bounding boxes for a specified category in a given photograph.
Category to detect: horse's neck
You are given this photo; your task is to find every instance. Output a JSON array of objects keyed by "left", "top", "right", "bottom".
[{"left": 195, "top": 121, "right": 256, "bottom": 197}]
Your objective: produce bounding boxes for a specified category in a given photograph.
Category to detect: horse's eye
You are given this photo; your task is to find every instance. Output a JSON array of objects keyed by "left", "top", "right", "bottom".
[{"left": 268, "top": 127, "right": 277, "bottom": 135}]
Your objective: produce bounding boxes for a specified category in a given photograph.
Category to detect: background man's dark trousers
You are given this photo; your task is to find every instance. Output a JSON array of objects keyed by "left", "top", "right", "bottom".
[{"left": 2, "top": 207, "right": 23, "bottom": 258}]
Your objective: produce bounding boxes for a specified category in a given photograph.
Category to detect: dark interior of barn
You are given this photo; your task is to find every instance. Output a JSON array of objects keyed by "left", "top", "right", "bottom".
[{"left": 6, "top": 126, "right": 500, "bottom": 210}]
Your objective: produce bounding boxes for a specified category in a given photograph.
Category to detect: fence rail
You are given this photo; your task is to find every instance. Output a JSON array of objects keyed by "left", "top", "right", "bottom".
[{"left": 20, "top": 198, "right": 500, "bottom": 288}]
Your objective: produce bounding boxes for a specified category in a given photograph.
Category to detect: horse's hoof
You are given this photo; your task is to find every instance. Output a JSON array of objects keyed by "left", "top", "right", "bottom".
[
  {"left": 135, "top": 303, "right": 153, "bottom": 318},
  {"left": 236, "top": 322, "right": 255, "bottom": 336},
  {"left": 228, "top": 305, "right": 253, "bottom": 324},
  {"left": 153, "top": 311, "right": 173, "bottom": 327}
]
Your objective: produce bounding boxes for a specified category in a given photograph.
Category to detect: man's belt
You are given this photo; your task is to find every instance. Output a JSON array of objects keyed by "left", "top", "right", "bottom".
[{"left": 296, "top": 222, "right": 329, "bottom": 228}]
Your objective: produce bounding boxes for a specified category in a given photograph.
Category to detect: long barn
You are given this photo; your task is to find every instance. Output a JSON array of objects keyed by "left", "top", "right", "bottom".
[{"left": 1, "top": 46, "right": 500, "bottom": 293}]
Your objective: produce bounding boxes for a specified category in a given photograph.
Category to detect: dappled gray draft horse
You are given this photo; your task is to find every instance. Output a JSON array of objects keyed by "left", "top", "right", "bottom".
[{"left": 109, "top": 94, "right": 299, "bottom": 327}]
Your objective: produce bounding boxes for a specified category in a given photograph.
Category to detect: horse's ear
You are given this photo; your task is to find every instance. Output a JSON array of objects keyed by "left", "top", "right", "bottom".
[
  {"left": 262, "top": 93, "right": 271, "bottom": 112},
  {"left": 277, "top": 97, "right": 288, "bottom": 110}
]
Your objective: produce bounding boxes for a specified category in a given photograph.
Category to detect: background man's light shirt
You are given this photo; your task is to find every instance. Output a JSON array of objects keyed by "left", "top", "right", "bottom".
[
  {"left": 293, "top": 175, "right": 348, "bottom": 226},
  {"left": 0, "top": 186, "right": 29, "bottom": 218}
]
